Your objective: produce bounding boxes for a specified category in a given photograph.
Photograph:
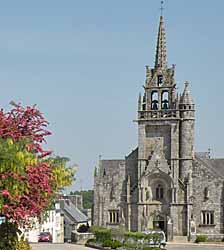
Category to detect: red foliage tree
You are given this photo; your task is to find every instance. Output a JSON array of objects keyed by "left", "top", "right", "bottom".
[{"left": 0, "top": 102, "right": 70, "bottom": 227}]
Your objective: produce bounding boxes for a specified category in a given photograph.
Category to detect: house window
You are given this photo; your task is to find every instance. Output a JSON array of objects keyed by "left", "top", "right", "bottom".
[
  {"left": 108, "top": 210, "right": 119, "bottom": 224},
  {"left": 201, "top": 211, "right": 214, "bottom": 225},
  {"left": 156, "top": 184, "right": 164, "bottom": 200}
]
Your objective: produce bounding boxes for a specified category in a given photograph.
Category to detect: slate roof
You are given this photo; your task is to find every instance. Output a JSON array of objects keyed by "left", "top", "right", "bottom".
[
  {"left": 101, "top": 160, "right": 125, "bottom": 170},
  {"left": 195, "top": 153, "right": 224, "bottom": 177},
  {"left": 62, "top": 200, "right": 88, "bottom": 224}
]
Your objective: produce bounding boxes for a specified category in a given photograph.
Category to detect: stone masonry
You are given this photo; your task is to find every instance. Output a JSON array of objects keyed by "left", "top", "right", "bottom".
[{"left": 93, "top": 14, "right": 224, "bottom": 241}]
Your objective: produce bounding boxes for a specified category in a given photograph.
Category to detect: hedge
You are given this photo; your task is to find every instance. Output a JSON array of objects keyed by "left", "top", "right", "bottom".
[{"left": 91, "top": 227, "right": 112, "bottom": 243}]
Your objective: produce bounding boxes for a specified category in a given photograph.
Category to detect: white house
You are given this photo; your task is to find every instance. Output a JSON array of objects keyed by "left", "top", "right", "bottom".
[{"left": 25, "top": 202, "right": 64, "bottom": 243}]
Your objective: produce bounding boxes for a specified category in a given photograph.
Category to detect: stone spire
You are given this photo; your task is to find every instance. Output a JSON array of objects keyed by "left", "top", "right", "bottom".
[
  {"left": 180, "top": 81, "right": 194, "bottom": 104},
  {"left": 155, "top": 15, "right": 167, "bottom": 69}
]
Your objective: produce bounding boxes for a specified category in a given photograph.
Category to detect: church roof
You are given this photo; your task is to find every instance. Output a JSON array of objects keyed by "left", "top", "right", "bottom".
[
  {"left": 205, "top": 159, "right": 224, "bottom": 177},
  {"left": 195, "top": 154, "right": 224, "bottom": 177},
  {"left": 101, "top": 160, "right": 125, "bottom": 173},
  {"left": 96, "top": 159, "right": 125, "bottom": 179}
]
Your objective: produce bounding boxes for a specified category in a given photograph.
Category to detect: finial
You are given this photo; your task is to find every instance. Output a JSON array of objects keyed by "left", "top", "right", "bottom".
[
  {"left": 185, "top": 81, "right": 189, "bottom": 87},
  {"left": 208, "top": 148, "right": 211, "bottom": 159},
  {"left": 160, "top": 1, "right": 164, "bottom": 16}
]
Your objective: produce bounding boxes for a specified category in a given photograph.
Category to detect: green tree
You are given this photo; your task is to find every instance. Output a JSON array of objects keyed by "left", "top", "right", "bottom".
[
  {"left": 70, "top": 190, "right": 93, "bottom": 209},
  {"left": 0, "top": 103, "right": 75, "bottom": 250}
]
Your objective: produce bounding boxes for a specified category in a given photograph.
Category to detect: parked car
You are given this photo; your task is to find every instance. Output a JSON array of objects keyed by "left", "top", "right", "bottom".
[
  {"left": 38, "top": 232, "right": 52, "bottom": 243},
  {"left": 142, "top": 230, "right": 166, "bottom": 249}
]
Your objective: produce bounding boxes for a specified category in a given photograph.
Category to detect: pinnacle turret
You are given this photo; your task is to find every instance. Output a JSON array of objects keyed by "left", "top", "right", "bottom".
[
  {"left": 155, "top": 16, "right": 167, "bottom": 69},
  {"left": 180, "top": 81, "right": 194, "bottom": 104}
]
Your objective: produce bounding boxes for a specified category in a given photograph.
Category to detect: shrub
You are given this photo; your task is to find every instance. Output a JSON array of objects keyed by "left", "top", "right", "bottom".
[
  {"left": 143, "top": 248, "right": 161, "bottom": 250},
  {"left": 77, "top": 224, "right": 89, "bottom": 233},
  {"left": 102, "top": 239, "right": 123, "bottom": 249},
  {"left": 16, "top": 240, "right": 32, "bottom": 250},
  {"left": 151, "top": 233, "right": 161, "bottom": 245},
  {"left": 124, "top": 232, "right": 145, "bottom": 241},
  {"left": 111, "top": 240, "right": 123, "bottom": 249},
  {"left": 0, "top": 222, "right": 18, "bottom": 250},
  {"left": 195, "top": 235, "right": 207, "bottom": 243},
  {"left": 86, "top": 238, "right": 96, "bottom": 244},
  {"left": 123, "top": 241, "right": 138, "bottom": 249},
  {"left": 111, "top": 227, "right": 125, "bottom": 241},
  {"left": 102, "top": 239, "right": 114, "bottom": 247},
  {"left": 91, "top": 227, "right": 111, "bottom": 243}
]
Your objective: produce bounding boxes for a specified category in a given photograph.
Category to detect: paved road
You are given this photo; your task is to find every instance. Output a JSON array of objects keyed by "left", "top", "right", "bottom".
[
  {"left": 32, "top": 243, "right": 224, "bottom": 250},
  {"left": 167, "top": 243, "right": 224, "bottom": 250},
  {"left": 31, "top": 243, "right": 93, "bottom": 250}
]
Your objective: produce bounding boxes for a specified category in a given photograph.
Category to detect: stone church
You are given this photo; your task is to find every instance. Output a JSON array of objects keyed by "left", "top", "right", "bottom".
[{"left": 93, "top": 14, "right": 224, "bottom": 241}]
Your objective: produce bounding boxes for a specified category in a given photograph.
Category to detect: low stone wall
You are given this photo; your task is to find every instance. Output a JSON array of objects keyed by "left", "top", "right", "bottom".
[
  {"left": 85, "top": 243, "right": 104, "bottom": 250},
  {"left": 71, "top": 230, "right": 94, "bottom": 244},
  {"left": 199, "top": 234, "right": 224, "bottom": 241}
]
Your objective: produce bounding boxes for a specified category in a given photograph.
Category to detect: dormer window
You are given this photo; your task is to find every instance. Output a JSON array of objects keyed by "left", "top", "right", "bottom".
[{"left": 158, "top": 75, "right": 163, "bottom": 86}]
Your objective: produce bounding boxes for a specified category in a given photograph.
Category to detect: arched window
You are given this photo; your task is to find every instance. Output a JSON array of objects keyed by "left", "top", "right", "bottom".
[
  {"left": 162, "top": 91, "right": 169, "bottom": 110},
  {"left": 158, "top": 75, "right": 163, "bottom": 86},
  {"left": 151, "top": 91, "right": 158, "bottom": 110},
  {"left": 156, "top": 184, "right": 164, "bottom": 200},
  {"left": 103, "top": 168, "right": 106, "bottom": 177}
]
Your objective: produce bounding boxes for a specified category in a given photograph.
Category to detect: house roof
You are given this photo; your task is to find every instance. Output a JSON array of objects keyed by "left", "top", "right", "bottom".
[{"left": 62, "top": 200, "right": 88, "bottom": 224}]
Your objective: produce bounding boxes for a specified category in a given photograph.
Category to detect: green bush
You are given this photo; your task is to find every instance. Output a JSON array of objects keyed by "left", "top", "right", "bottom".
[
  {"left": 111, "top": 240, "right": 123, "bottom": 249},
  {"left": 0, "top": 222, "right": 18, "bottom": 250},
  {"left": 123, "top": 241, "right": 138, "bottom": 250},
  {"left": 16, "top": 240, "right": 32, "bottom": 250},
  {"left": 111, "top": 227, "right": 125, "bottom": 241},
  {"left": 151, "top": 232, "right": 162, "bottom": 244},
  {"left": 102, "top": 239, "right": 113, "bottom": 247},
  {"left": 86, "top": 238, "right": 96, "bottom": 244},
  {"left": 91, "top": 227, "right": 111, "bottom": 243},
  {"left": 143, "top": 248, "right": 161, "bottom": 250},
  {"left": 102, "top": 239, "right": 123, "bottom": 249},
  {"left": 124, "top": 231, "right": 145, "bottom": 241},
  {"left": 195, "top": 235, "right": 207, "bottom": 243}
]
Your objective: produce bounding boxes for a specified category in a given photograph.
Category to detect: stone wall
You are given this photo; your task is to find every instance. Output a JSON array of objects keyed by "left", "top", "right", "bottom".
[
  {"left": 93, "top": 160, "right": 126, "bottom": 228},
  {"left": 192, "top": 158, "right": 224, "bottom": 236}
]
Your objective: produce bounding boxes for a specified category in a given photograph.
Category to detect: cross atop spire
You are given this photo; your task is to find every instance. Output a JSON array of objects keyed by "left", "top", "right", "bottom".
[
  {"left": 155, "top": 2, "right": 167, "bottom": 69},
  {"left": 160, "top": 1, "right": 164, "bottom": 16}
]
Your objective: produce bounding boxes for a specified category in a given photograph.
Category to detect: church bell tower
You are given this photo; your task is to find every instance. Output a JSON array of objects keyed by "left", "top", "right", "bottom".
[{"left": 135, "top": 12, "right": 195, "bottom": 238}]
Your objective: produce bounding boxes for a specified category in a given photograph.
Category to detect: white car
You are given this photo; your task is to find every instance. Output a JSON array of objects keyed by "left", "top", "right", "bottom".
[{"left": 142, "top": 230, "right": 166, "bottom": 249}]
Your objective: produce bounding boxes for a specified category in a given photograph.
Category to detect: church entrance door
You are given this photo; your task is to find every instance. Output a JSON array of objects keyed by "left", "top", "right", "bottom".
[{"left": 153, "top": 214, "right": 166, "bottom": 232}]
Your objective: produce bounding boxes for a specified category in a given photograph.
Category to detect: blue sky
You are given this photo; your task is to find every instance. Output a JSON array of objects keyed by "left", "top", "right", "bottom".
[{"left": 0, "top": 0, "right": 224, "bottom": 191}]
